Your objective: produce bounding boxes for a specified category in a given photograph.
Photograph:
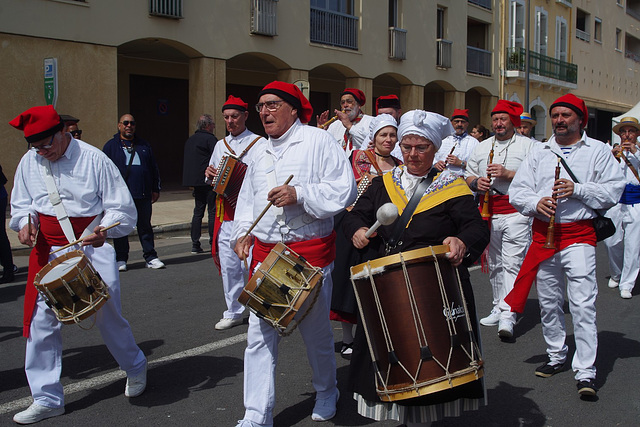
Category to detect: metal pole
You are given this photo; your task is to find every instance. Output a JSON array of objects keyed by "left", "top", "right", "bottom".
[{"left": 525, "top": 0, "right": 530, "bottom": 111}]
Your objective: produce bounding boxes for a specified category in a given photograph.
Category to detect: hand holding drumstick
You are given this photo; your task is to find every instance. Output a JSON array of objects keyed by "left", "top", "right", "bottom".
[{"left": 49, "top": 222, "right": 120, "bottom": 255}]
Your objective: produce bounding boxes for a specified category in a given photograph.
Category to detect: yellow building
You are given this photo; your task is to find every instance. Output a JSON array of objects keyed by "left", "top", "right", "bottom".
[{"left": 1, "top": 0, "right": 500, "bottom": 187}]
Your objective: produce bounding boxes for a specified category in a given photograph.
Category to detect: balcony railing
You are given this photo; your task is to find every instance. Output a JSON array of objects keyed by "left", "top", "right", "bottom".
[
  {"left": 467, "top": 46, "right": 492, "bottom": 76},
  {"left": 149, "top": 0, "right": 182, "bottom": 18},
  {"left": 576, "top": 29, "right": 590, "bottom": 42},
  {"left": 310, "top": 7, "right": 358, "bottom": 50},
  {"left": 626, "top": 50, "right": 640, "bottom": 62},
  {"left": 251, "top": 0, "right": 278, "bottom": 36},
  {"left": 437, "top": 39, "right": 453, "bottom": 68},
  {"left": 389, "top": 27, "right": 407, "bottom": 60},
  {"left": 506, "top": 47, "right": 578, "bottom": 83},
  {"left": 468, "top": 0, "right": 492, "bottom": 10}
]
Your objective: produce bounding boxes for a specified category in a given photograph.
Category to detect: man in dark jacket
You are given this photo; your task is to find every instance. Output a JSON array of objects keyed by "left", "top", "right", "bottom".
[
  {"left": 182, "top": 114, "right": 217, "bottom": 253},
  {"left": 103, "top": 114, "right": 165, "bottom": 270}
]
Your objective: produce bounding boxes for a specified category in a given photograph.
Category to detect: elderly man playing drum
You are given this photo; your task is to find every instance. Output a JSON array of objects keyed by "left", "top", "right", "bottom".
[
  {"left": 232, "top": 81, "right": 356, "bottom": 426},
  {"left": 343, "top": 110, "right": 489, "bottom": 426},
  {"left": 9, "top": 106, "right": 147, "bottom": 424}
]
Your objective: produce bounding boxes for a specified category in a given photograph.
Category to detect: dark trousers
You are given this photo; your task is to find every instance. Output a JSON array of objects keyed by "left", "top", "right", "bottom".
[
  {"left": 191, "top": 186, "right": 216, "bottom": 248},
  {"left": 0, "top": 195, "right": 14, "bottom": 271},
  {"left": 114, "top": 197, "right": 157, "bottom": 262}
]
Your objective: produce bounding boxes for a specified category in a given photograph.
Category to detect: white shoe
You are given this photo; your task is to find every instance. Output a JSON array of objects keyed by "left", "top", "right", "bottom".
[
  {"left": 146, "top": 258, "right": 165, "bottom": 269},
  {"left": 125, "top": 360, "right": 148, "bottom": 397},
  {"left": 117, "top": 261, "right": 127, "bottom": 272},
  {"left": 215, "top": 317, "right": 243, "bottom": 330},
  {"left": 311, "top": 389, "right": 339, "bottom": 421},
  {"left": 608, "top": 277, "right": 620, "bottom": 288},
  {"left": 498, "top": 319, "right": 514, "bottom": 339},
  {"left": 480, "top": 309, "right": 501, "bottom": 326},
  {"left": 620, "top": 289, "right": 632, "bottom": 299},
  {"left": 13, "top": 403, "right": 64, "bottom": 424}
]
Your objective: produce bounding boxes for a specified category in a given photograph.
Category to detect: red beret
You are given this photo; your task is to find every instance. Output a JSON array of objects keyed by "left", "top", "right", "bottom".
[
  {"left": 9, "top": 105, "right": 64, "bottom": 144},
  {"left": 342, "top": 88, "right": 366, "bottom": 106},
  {"left": 491, "top": 100, "right": 524, "bottom": 127},
  {"left": 222, "top": 95, "right": 248, "bottom": 112},
  {"left": 375, "top": 95, "right": 401, "bottom": 114},
  {"left": 550, "top": 93, "right": 588, "bottom": 128},
  {"left": 258, "top": 81, "right": 313, "bottom": 123},
  {"left": 451, "top": 108, "right": 469, "bottom": 121}
]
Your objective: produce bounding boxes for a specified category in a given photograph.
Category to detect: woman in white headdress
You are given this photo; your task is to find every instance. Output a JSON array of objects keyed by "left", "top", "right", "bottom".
[{"left": 343, "top": 110, "right": 489, "bottom": 426}]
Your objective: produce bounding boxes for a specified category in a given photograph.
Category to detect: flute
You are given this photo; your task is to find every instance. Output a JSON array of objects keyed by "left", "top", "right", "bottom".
[
  {"left": 543, "top": 158, "right": 562, "bottom": 249},
  {"left": 480, "top": 142, "right": 495, "bottom": 218},
  {"left": 443, "top": 143, "right": 457, "bottom": 166},
  {"left": 319, "top": 110, "right": 345, "bottom": 129}
]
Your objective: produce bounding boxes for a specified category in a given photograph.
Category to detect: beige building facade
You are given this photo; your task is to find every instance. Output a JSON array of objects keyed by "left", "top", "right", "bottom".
[{"left": 1, "top": 0, "right": 499, "bottom": 187}]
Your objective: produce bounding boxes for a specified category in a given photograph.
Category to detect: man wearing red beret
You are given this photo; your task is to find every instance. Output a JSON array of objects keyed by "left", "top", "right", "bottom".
[
  {"left": 205, "top": 95, "right": 266, "bottom": 331},
  {"left": 505, "top": 93, "right": 625, "bottom": 397},
  {"left": 318, "top": 88, "right": 374, "bottom": 156},
  {"left": 8, "top": 105, "right": 147, "bottom": 424},
  {"left": 465, "top": 100, "right": 534, "bottom": 339},
  {"left": 232, "top": 81, "right": 356, "bottom": 426},
  {"left": 434, "top": 108, "right": 480, "bottom": 177}
]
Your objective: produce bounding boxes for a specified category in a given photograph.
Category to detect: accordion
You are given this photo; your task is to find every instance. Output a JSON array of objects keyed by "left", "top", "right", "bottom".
[{"left": 211, "top": 155, "right": 248, "bottom": 210}]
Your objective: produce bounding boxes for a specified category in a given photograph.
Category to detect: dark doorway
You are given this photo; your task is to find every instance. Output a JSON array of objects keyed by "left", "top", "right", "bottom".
[{"left": 129, "top": 74, "right": 189, "bottom": 189}]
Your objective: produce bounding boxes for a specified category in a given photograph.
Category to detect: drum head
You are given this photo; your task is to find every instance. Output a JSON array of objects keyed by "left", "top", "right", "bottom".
[{"left": 41, "top": 256, "right": 83, "bottom": 284}]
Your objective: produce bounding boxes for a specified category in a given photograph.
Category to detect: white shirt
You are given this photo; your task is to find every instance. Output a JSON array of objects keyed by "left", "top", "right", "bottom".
[
  {"left": 435, "top": 133, "right": 480, "bottom": 176},
  {"left": 509, "top": 133, "right": 625, "bottom": 222},
  {"left": 465, "top": 133, "right": 534, "bottom": 196},
  {"left": 231, "top": 119, "right": 357, "bottom": 245},
  {"left": 615, "top": 148, "right": 640, "bottom": 186},
  {"left": 10, "top": 138, "right": 137, "bottom": 238},
  {"left": 326, "top": 114, "right": 374, "bottom": 156},
  {"left": 207, "top": 128, "right": 266, "bottom": 184}
]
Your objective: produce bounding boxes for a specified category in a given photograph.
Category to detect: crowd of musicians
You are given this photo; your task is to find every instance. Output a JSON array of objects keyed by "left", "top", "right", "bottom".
[{"left": 6, "top": 83, "right": 640, "bottom": 426}]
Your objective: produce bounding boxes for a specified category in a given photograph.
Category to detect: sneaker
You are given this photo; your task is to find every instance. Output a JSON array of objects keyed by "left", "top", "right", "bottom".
[
  {"left": 577, "top": 379, "right": 597, "bottom": 396},
  {"left": 620, "top": 289, "right": 632, "bottom": 299},
  {"left": 498, "top": 319, "right": 514, "bottom": 339},
  {"left": 13, "top": 403, "right": 65, "bottom": 424},
  {"left": 340, "top": 342, "right": 353, "bottom": 360},
  {"left": 480, "top": 309, "right": 501, "bottom": 326},
  {"left": 146, "top": 258, "right": 165, "bottom": 269},
  {"left": 215, "top": 317, "right": 243, "bottom": 330},
  {"left": 235, "top": 420, "right": 263, "bottom": 427},
  {"left": 608, "top": 277, "right": 620, "bottom": 288},
  {"left": 535, "top": 361, "right": 564, "bottom": 378},
  {"left": 13, "top": 264, "right": 18, "bottom": 273},
  {"left": 125, "top": 360, "right": 148, "bottom": 398},
  {"left": 0, "top": 271, "right": 14, "bottom": 284},
  {"left": 191, "top": 247, "right": 204, "bottom": 254},
  {"left": 117, "top": 261, "right": 127, "bottom": 272},
  {"left": 311, "top": 389, "right": 339, "bottom": 421}
]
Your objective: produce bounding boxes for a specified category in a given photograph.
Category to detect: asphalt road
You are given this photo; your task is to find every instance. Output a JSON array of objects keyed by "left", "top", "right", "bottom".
[{"left": 1, "top": 231, "right": 640, "bottom": 426}]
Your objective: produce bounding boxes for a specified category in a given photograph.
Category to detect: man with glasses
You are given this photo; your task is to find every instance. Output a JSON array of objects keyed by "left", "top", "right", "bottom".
[
  {"left": 604, "top": 116, "right": 640, "bottom": 299},
  {"left": 317, "top": 88, "right": 373, "bottom": 156},
  {"left": 231, "top": 81, "right": 356, "bottom": 426},
  {"left": 465, "top": 100, "right": 534, "bottom": 340},
  {"left": 9, "top": 105, "right": 147, "bottom": 424},
  {"left": 103, "top": 114, "right": 165, "bottom": 271}
]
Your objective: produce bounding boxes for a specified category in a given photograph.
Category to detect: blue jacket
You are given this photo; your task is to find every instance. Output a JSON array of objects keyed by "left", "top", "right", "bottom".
[{"left": 103, "top": 133, "right": 161, "bottom": 199}]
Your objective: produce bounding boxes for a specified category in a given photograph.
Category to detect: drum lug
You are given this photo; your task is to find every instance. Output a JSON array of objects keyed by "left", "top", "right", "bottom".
[
  {"left": 278, "top": 284, "right": 291, "bottom": 294},
  {"left": 450, "top": 334, "right": 461, "bottom": 348},
  {"left": 420, "top": 346, "right": 433, "bottom": 361},
  {"left": 388, "top": 350, "right": 400, "bottom": 365}
]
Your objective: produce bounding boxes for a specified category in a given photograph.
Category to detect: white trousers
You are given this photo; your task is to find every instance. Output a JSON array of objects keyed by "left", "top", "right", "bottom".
[
  {"left": 243, "top": 262, "right": 338, "bottom": 426},
  {"left": 25, "top": 243, "right": 146, "bottom": 409},
  {"left": 603, "top": 202, "right": 640, "bottom": 292},
  {"left": 218, "top": 220, "right": 249, "bottom": 319},
  {"left": 488, "top": 212, "right": 531, "bottom": 321},
  {"left": 536, "top": 243, "right": 597, "bottom": 381}
]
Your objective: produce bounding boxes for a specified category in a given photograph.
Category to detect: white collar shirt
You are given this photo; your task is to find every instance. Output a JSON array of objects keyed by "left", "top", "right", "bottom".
[{"left": 435, "top": 133, "right": 480, "bottom": 176}]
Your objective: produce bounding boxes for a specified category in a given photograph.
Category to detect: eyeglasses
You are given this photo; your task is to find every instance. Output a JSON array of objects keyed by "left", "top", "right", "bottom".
[
  {"left": 255, "top": 100, "right": 284, "bottom": 113},
  {"left": 70, "top": 130, "right": 82, "bottom": 137},
  {"left": 120, "top": 120, "right": 136, "bottom": 126},
  {"left": 399, "top": 143, "right": 430, "bottom": 154},
  {"left": 29, "top": 134, "right": 55, "bottom": 153},
  {"left": 619, "top": 129, "right": 638, "bottom": 135}
]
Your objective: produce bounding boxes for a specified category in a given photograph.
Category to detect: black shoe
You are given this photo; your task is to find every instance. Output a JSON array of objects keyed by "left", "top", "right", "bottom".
[
  {"left": 340, "top": 342, "right": 353, "bottom": 360},
  {"left": 535, "top": 361, "right": 564, "bottom": 378},
  {"left": 191, "top": 247, "right": 204, "bottom": 254},
  {"left": 577, "top": 379, "right": 597, "bottom": 396}
]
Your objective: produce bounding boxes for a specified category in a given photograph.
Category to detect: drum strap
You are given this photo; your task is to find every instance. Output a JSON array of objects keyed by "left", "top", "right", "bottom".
[
  {"left": 386, "top": 172, "right": 435, "bottom": 253},
  {"left": 41, "top": 160, "right": 76, "bottom": 244}
]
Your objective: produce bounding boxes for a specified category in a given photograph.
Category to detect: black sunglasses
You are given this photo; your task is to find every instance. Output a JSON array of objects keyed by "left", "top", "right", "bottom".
[
  {"left": 120, "top": 120, "right": 136, "bottom": 126},
  {"left": 70, "top": 130, "right": 82, "bottom": 137}
]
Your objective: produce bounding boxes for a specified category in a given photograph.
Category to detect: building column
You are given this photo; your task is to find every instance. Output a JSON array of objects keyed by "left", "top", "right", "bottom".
[
  {"left": 189, "top": 57, "right": 226, "bottom": 134},
  {"left": 444, "top": 91, "right": 466, "bottom": 117},
  {"left": 277, "top": 69, "right": 310, "bottom": 99},
  {"left": 400, "top": 85, "right": 424, "bottom": 113},
  {"left": 480, "top": 94, "right": 499, "bottom": 125},
  {"left": 345, "top": 77, "right": 374, "bottom": 115}
]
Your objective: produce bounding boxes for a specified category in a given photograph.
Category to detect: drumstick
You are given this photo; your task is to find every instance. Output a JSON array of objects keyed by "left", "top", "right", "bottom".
[
  {"left": 49, "top": 222, "right": 121, "bottom": 255},
  {"left": 242, "top": 174, "right": 294, "bottom": 240}
]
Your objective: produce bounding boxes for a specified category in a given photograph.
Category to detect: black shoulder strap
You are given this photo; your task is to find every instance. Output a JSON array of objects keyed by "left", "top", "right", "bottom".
[
  {"left": 386, "top": 169, "right": 436, "bottom": 252},
  {"left": 551, "top": 151, "right": 579, "bottom": 183}
]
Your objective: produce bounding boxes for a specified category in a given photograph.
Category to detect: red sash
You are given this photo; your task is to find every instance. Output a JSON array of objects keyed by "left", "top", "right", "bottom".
[
  {"left": 250, "top": 231, "right": 337, "bottom": 274},
  {"left": 211, "top": 196, "right": 234, "bottom": 274},
  {"left": 479, "top": 195, "right": 518, "bottom": 217},
  {"left": 503, "top": 218, "right": 596, "bottom": 313},
  {"left": 23, "top": 214, "right": 96, "bottom": 337}
]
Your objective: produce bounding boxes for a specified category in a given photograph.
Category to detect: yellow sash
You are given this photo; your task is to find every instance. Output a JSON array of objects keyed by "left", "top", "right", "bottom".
[{"left": 383, "top": 169, "right": 472, "bottom": 226}]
